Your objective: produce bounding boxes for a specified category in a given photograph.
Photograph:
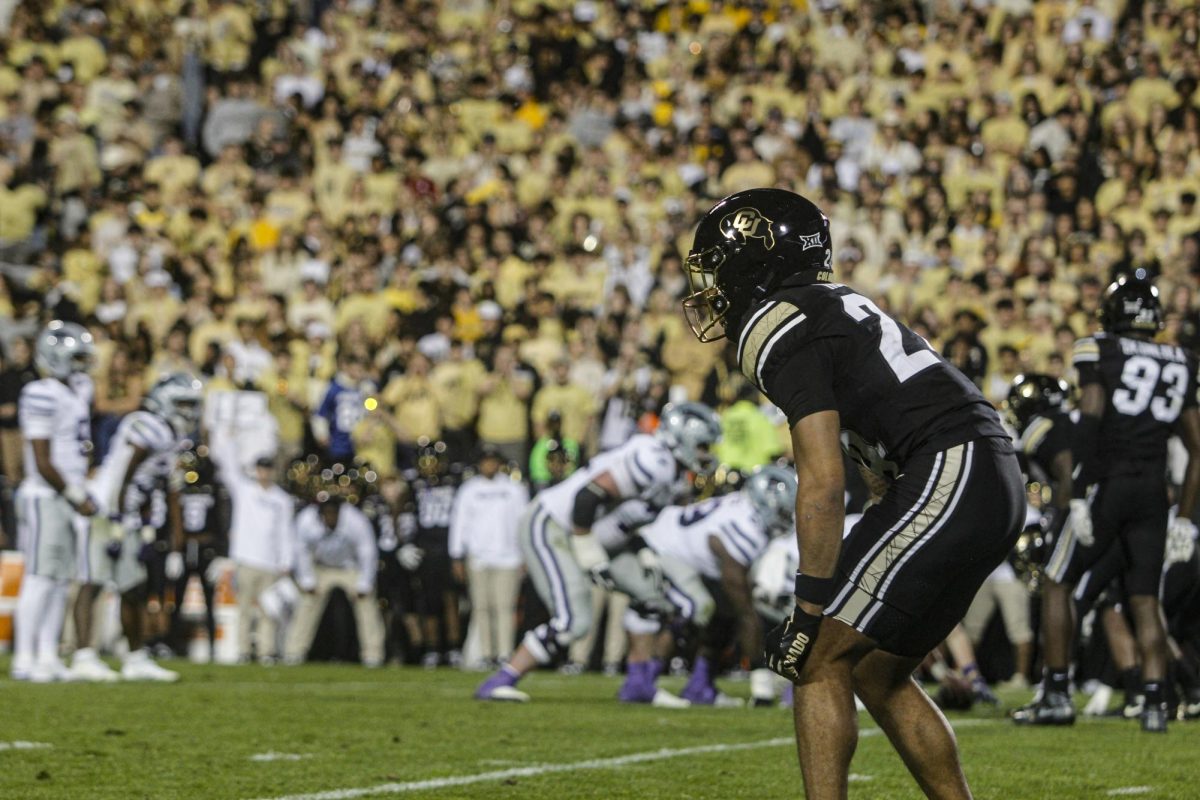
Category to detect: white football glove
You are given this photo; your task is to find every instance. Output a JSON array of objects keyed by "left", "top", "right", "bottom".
[
  {"left": 205, "top": 556, "right": 233, "bottom": 586},
  {"left": 164, "top": 551, "right": 184, "bottom": 581},
  {"left": 636, "top": 547, "right": 663, "bottom": 594},
  {"left": 397, "top": 544, "right": 424, "bottom": 571},
  {"left": 572, "top": 533, "right": 615, "bottom": 590},
  {"left": 1065, "top": 499, "right": 1094, "bottom": 548},
  {"left": 1166, "top": 517, "right": 1198, "bottom": 566}
]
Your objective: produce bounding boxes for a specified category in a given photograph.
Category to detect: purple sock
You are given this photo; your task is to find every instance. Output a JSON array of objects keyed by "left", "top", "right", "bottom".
[
  {"left": 498, "top": 664, "right": 521, "bottom": 685},
  {"left": 648, "top": 658, "right": 664, "bottom": 682},
  {"left": 691, "top": 656, "right": 711, "bottom": 682}
]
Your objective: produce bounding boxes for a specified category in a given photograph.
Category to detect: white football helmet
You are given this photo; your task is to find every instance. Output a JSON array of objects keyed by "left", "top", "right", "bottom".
[
  {"left": 744, "top": 465, "right": 797, "bottom": 536},
  {"left": 144, "top": 372, "right": 204, "bottom": 436},
  {"left": 35, "top": 320, "right": 95, "bottom": 380},
  {"left": 656, "top": 401, "right": 722, "bottom": 474}
]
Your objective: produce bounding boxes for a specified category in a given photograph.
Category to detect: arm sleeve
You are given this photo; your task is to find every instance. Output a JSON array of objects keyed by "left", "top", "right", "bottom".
[
  {"left": 1072, "top": 337, "right": 1101, "bottom": 387},
  {"left": 18, "top": 386, "right": 57, "bottom": 439},
  {"left": 292, "top": 515, "right": 315, "bottom": 590},
  {"left": 447, "top": 483, "right": 470, "bottom": 560},
  {"left": 354, "top": 513, "right": 377, "bottom": 594},
  {"left": 761, "top": 339, "right": 839, "bottom": 427},
  {"left": 278, "top": 498, "right": 297, "bottom": 573}
]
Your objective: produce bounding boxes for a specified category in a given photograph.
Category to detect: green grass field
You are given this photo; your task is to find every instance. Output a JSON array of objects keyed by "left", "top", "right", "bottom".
[{"left": 0, "top": 660, "right": 1196, "bottom": 799}]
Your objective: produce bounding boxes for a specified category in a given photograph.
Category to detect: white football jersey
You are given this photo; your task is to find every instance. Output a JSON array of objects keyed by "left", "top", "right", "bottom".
[
  {"left": 536, "top": 434, "right": 682, "bottom": 530},
  {"left": 750, "top": 512, "right": 863, "bottom": 603},
  {"left": 87, "top": 410, "right": 179, "bottom": 516},
  {"left": 643, "top": 492, "right": 770, "bottom": 580},
  {"left": 19, "top": 376, "right": 93, "bottom": 491}
]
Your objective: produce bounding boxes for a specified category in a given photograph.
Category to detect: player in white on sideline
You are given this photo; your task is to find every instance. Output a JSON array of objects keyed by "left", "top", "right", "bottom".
[
  {"left": 69, "top": 373, "right": 202, "bottom": 682},
  {"left": 449, "top": 446, "right": 529, "bottom": 667},
  {"left": 284, "top": 493, "right": 384, "bottom": 666},
  {"left": 12, "top": 321, "right": 97, "bottom": 682},
  {"left": 475, "top": 402, "right": 721, "bottom": 702},
  {"left": 616, "top": 466, "right": 798, "bottom": 706},
  {"left": 211, "top": 435, "right": 296, "bottom": 664}
]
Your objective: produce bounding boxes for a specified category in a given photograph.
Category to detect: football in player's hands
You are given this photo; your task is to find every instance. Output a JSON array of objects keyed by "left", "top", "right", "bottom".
[{"left": 763, "top": 603, "right": 823, "bottom": 684}]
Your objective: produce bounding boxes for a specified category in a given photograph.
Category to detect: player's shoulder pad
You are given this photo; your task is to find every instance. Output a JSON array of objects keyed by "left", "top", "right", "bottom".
[
  {"left": 627, "top": 435, "right": 678, "bottom": 490},
  {"left": 736, "top": 296, "right": 811, "bottom": 390},
  {"left": 18, "top": 379, "right": 61, "bottom": 413},
  {"left": 1072, "top": 335, "right": 1101, "bottom": 365},
  {"left": 130, "top": 411, "right": 177, "bottom": 452}
]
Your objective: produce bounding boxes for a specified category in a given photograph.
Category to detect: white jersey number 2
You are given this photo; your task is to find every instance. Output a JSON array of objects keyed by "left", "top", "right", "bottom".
[{"left": 840, "top": 293, "right": 938, "bottom": 383}]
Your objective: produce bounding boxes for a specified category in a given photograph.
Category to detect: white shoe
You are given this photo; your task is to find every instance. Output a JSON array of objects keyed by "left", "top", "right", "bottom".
[
  {"left": 651, "top": 688, "right": 691, "bottom": 708},
  {"left": 712, "top": 692, "right": 745, "bottom": 708},
  {"left": 121, "top": 651, "right": 180, "bottom": 682},
  {"left": 29, "top": 658, "right": 70, "bottom": 683},
  {"left": 484, "top": 685, "right": 530, "bottom": 703},
  {"left": 70, "top": 649, "right": 120, "bottom": 683},
  {"left": 10, "top": 658, "right": 33, "bottom": 681}
]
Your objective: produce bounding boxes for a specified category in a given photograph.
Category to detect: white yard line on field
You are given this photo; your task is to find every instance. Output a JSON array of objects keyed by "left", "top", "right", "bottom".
[
  {"left": 249, "top": 720, "right": 995, "bottom": 800},
  {"left": 1106, "top": 788, "right": 1154, "bottom": 796},
  {"left": 250, "top": 752, "right": 313, "bottom": 762},
  {"left": 0, "top": 741, "right": 52, "bottom": 752}
]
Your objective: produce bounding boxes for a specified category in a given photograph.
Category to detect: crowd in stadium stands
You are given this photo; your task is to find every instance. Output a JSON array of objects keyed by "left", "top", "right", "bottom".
[{"left": 2, "top": 0, "right": 1200, "bottom": 670}]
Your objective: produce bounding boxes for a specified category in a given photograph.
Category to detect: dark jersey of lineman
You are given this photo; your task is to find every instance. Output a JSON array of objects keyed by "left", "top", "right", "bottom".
[
  {"left": 736, "top": 282, "right": 1008, "bottom": 478},
  {"left": 1017, "top": 410, "right": 1073, "bottom": 485},
  {"left": 400, "top": 472, "right": 460, "bottom": 551},
  {"left": 1072, "top": 333, "right": 1199, "bottom": 478}
]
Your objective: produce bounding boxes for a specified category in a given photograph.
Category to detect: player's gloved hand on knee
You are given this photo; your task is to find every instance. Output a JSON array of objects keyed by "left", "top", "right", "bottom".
[
  {"left": 105, "top": 539, "right": 123, "bottom": 560},
  {"left": 397, "top": 543, "right": 424, "bottom": 571},
  {"left": 1065, "top": 498, "right": 1093, "bottom": 547},
  {"left": 164, "top": 551, "right": 184, "bottom": 581},
  {"left": 571, "top": 532, "right": 615, "bottom": 590},
  {"left": 1166, "top": 517, "right": 1198, "bottom": 565},
  {"left": 763, "top": 603, "right": 823, "bottom": 684}
]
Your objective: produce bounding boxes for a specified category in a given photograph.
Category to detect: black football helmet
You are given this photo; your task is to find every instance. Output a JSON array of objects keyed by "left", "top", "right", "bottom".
[
  {"left": 1100, "top": 272, "right": 1162, "bottom": 335},
  {"left": 1006, "top": 373, "right": 1069, "bottom": 431},
  {"left": 683, "top": 188, "right": 832, "bottom": 342},
  {"left": 416, "top": 436, "right": 449, "bottom": 479}
]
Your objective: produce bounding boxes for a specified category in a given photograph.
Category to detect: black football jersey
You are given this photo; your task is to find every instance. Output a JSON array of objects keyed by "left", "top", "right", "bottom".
[
  {"left": 1017, "top": 410, "right": 1073, "bottom": 484},
  {"left": 401, "top": 473, "right": 460, "bottom": 549},
  {"left": 737, "top": 282, "right": 1008, "bottom": 479},
  {"left": 1072, "top": 333, "right": 1199, "bottom": 475}
]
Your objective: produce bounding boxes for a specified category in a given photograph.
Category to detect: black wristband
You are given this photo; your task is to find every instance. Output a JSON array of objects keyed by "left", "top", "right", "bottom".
[{"left": 794, "top": 571, "right": 838, "bottom": 606}]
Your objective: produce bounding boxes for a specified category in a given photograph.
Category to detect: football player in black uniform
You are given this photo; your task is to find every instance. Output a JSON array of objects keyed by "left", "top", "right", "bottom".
[
  {"left": 683, "top": 188, "right": 1023, "bottom": 800},
  {"left": 400, "top": 438, "right": 463, "bottom": 668},
  {"left": 1023, "top": 276, "right": 1200, "bottom": 733}
]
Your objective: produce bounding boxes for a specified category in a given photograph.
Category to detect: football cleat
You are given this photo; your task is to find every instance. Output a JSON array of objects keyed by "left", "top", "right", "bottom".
[
  {"left": 10, "top": 657, "right": 33, "bottom": 682},
  {"left": 651, "top": 688, "right": 691, "bottom": 709},
  {"left": 121, "top": 650, "right": 180, "bottom": 682},
  {"left": 476, "top": 685, "right": 530, "bottom": 703},
  {"left": 69, "top": 649, "right": 119, "bottom": 683},
  {"left": 1012, "top": 691, "right": 1076, "bottom": 726},
  {"left": 421, "top": 652, "right": 440, "bottom": 670},
  {"left": 29, "top": 658, "right": 71, "bottom": 684},
  {"left": 1122, "top": 695, "right": 1145, "bottom": 719},
  {"left": 1141, "top": 702, "right": 1169, "bottom": 733},
  {"left": 973, "top": 681, "right": 1000, "bottom": 707}
]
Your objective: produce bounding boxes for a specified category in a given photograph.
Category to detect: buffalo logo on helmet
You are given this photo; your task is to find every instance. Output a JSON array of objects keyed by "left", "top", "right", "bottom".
[{"left": 719, "top": 208, "right": 776, "bottom": 250}]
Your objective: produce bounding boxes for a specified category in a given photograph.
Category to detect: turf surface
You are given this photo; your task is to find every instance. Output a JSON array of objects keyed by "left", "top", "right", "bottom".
[{"left": 0, "top": 660, "right": 1196, "bottom": 799}]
